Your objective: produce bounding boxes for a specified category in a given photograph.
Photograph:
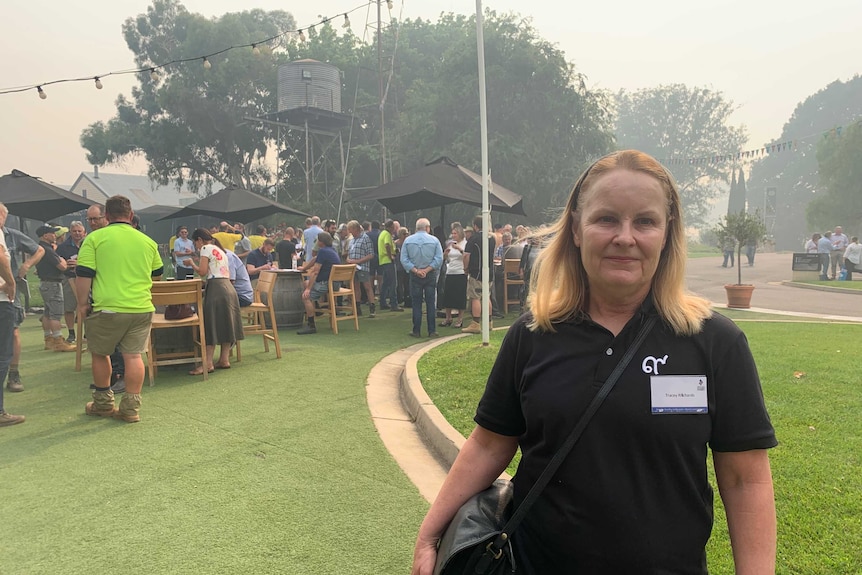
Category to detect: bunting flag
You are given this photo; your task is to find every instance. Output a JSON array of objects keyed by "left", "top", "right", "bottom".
[{"left": 657, "top": 117, "right": 862, "bottom": 167}]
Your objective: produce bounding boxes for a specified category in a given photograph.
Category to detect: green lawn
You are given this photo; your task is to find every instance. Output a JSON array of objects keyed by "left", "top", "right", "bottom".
[
  {"left": 418, "top": 320, "right": 862, "bottom": 574},
  {"left": 1, "top": 308, "right": 431, "bottom": 574}
]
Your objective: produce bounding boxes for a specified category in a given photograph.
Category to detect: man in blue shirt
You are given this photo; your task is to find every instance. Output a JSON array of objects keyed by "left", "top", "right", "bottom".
[
  {"left": 400, "top": 218, "right": 443, "bottom": 338},
  {"left": 226, "top": 250, "right": 254, "bottom": 307},
  {"left": 297, "top": 232, "right": 342, "bottom": 335},
  {"left": 173, "top": 226, "right": 195, "bottom": 279},
  {"left": 245, "top": 238, "right": 275, "bottom": 282},
  {"left": 302, "top": 216, "right": 324, "bottom": 263}
]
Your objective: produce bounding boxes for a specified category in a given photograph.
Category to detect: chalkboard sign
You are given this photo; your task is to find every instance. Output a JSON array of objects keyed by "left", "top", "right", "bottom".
[{"left": 792, "top": 253, "right": 820, "bottom": 271}]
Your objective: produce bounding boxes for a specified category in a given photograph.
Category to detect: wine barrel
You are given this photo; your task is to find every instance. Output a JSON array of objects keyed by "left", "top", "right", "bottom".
[{"left": 266, "top": 270, "right": 304, "bottom": 328}]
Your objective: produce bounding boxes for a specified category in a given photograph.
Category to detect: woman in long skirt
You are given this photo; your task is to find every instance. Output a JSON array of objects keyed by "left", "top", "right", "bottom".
[{"left": 185, "top": 228, "right": 244, "bottom": 373}]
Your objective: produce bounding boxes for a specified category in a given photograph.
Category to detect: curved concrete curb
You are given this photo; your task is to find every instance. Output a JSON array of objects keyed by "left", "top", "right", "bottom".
[
  {"left": 367, "top": 330, "right": 512, "bottom": 503},
  {"left": 400, "top": 334, "right": 472, "bottom": 470}
]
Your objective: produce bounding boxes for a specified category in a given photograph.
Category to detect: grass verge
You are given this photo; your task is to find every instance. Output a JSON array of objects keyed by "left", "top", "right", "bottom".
[{"left": 418, "top": 320, "right": 862, "bottom": 574}]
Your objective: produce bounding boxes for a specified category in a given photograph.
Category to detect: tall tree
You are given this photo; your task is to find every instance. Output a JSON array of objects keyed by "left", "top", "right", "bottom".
[
  {"left": 384, "top": 11, "right": 615, "bottom": 224},
  {"left": 614, "top": 84, "right": 748, "bottom": 227},
  {"left": 745, "top": 75, "right": 862, "bottom": 249},
  {"left": 807, "top": 121, "right": 862, "bottom": 235},
  {"left": 80, "top": 0, "right": 295, "bottom": 193}
]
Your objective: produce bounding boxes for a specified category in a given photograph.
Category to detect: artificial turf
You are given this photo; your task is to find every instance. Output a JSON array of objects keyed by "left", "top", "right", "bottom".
[{"left": 0, "top": 310, "right": 432, "bottom": 574}]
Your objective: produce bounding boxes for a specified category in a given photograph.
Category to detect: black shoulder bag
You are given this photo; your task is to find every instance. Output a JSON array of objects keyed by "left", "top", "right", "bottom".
[{"left": 434, "top": 316, "right": 658, "bottom": 575}]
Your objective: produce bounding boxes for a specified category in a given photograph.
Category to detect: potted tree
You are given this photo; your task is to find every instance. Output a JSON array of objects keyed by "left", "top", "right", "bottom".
[{"left": 713, "top": 210, "right": 767, "bottom": 308}]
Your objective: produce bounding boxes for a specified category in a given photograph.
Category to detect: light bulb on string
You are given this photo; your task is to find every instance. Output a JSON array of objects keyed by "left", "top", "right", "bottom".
[
  {"left": 252, "top": 44, "right": 261, "bottom": 56},
  {"left": 203, "top": 57, "right": 211, "bottom": 70},
  {"left": 37, "top": 86, "right": 47, "bottom": 100},
  {"left": 150, "top": 68, "right": 159, "bottom": 82},
  {"left": 298, "top": 29, "right": 306, "bottom": 42},
  {"left": 94, "top": 77, "right": 103, "bottom": 90},
  {"left": 342, "top": 14, "right": 350, "bottom": 29}
]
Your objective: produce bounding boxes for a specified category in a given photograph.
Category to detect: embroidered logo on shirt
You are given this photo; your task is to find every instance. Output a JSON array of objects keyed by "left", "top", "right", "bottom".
[{"left": 642, "top": 354, "right": 668, "bottom": 375}]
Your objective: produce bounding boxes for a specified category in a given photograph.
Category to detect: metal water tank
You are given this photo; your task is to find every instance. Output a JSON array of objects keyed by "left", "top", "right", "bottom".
[{"left": 277, "top": 59, "right": 342, "bottom": 113}]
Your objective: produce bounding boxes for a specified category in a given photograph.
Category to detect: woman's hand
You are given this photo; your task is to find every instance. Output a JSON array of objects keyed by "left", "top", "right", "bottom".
[{"left": 411, "top": 536, "right": 439, "bottom": 575}]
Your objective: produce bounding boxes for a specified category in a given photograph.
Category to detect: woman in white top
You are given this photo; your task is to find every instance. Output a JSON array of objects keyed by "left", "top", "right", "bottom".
[
  {"left": 804, "top": 233, "right": 821, "bottom": 254},
  {"left": 440, "top": 226, "right": 468, "bottom": 328},
  {"left": 184, "top": 229, "right": 244, "bottom": 374},
  {"left": 844, "top": 236, "right": 861, "bottom": 280}
]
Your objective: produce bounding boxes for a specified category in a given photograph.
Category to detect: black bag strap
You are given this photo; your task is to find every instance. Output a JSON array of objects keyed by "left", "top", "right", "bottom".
[{"left": 478, "top": 315, "right": 658, "bottom": 569}]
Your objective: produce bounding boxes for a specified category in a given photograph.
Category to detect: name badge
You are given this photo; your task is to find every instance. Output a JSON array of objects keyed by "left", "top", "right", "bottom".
[{"left": 650, "top": 375, "right": 708, "bottom": 414}]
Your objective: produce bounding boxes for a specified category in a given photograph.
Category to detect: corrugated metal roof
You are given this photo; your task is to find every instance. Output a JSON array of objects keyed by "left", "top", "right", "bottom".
[{"left": 69, "top": 172, "right": 199, "bottom": 210}]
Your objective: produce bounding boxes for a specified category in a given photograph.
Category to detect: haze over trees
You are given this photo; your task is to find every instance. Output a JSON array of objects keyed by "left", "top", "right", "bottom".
[
  {"left": 746, "top": 75, "right": 862, "bottom": 249},
  {"left": 93, "top": 1, "right": 862, "bottom": 235},
  {"left": 80, "top": 0, "right": 296, "bottom": 194},
  {"left": 79, "top": 2, "right": 618, "bottom": 221},
  {"left": 614, "top": 84, "right": 747, "bottom": 228}
]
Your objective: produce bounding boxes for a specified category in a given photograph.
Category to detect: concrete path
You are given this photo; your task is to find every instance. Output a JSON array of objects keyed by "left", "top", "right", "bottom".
[{"left": 366, "top": 251, "right": 862, "bottom": 503}]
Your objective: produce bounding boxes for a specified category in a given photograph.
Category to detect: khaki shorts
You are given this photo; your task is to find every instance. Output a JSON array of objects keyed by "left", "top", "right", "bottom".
[
  {"left": 39, "top": 281, "right": 64, "bottom": 320},
  {"left": 62, "top": 278, "right": 78, "bottom": 313},
  {"left": 85, "top": 311, "right": 153, "bottom": 356},
  {"left": 466, "top": 276, "right": 492, "bottom": 301}
]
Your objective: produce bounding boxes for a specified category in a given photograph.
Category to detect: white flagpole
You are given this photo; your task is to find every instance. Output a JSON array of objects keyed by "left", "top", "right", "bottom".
[{"left": 476, "top": 0, "right": 491, "bottom": 346}]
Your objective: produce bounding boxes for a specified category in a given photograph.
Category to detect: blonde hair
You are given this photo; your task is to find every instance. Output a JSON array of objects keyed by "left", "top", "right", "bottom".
[{"left": 528, "top": 150, "right": 710, "bottom": 336}]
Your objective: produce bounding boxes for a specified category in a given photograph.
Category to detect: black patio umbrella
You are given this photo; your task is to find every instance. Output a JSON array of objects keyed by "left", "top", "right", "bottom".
[
  {"left": 156, "top": 185, "right": 309, "bottom": 222},
  {"left": 348, "top": 156, "right": 526, "bottom": 216},
  {"left": 0, "top": 169, "right": 96, "bottom": 221},
  {"left": 136, "top": 204, "right": 185, "bottom": 218}
]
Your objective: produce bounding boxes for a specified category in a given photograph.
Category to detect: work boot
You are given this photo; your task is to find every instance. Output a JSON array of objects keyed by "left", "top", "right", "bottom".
[
  {"left": 44, "top": 336, "right": 52, "bottom": 350},
  {"left": 0, "top": 410, "right": 25, "bottom": 427},
  {"left": 51, "top": 336, "right": 76, "bottom": 352},
  {"left": 461, "top": 321, "right": 482, "bottom": 334},
  {"left": 296, "top": 325, "right": 317, "bottom": 335},
  {"left": 6, "top": 371, "right": 23, "bottom": 393},
  {"left": 110, "top": 376, "right": 126, "bottom": 394},
  {"left": 113, "top": 393, "right": 141, "bottom": 423},
  {"left": 85, "top": 388, "right": 116, "bottom": 418}
]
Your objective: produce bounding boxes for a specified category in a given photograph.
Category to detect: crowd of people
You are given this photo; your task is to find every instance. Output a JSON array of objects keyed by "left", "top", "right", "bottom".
[
  {"left": 165, "top": 215, "right": 539, "bottom": 339},
  {"left": 805, "top": 226, "right": 861, "bottom": 280},
  {"left": 0, "top": 204, "right": 537, "bottom": 427}
]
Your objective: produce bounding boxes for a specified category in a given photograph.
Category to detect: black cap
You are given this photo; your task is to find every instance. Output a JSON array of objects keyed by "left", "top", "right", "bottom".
[{"left": 36, "top": 224, "right": 61, "bottom": 237}]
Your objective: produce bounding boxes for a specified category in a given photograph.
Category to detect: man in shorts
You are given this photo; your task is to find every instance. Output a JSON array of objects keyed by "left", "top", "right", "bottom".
[
  {"left": 0, "top": 224, "right": 24, "bottom": 426},
  {"left": 76, "top": 195, "right": 163, "bottom": 423},
  {"left": 35, "top": 225, "right": 76, "bottom": 352},
  {"left": 0, "top": 203, "right": 45, "bottom": 392},
  {"left": 296, "top": 232, "right": 341, "bottom": 335},
  {"left": 55, "top": 220, "right": 86, "bottom": 344}
]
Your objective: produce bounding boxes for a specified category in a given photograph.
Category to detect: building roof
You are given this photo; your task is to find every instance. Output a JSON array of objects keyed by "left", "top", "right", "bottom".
[{"left": 68, "top": 171, "right": 199, "bottom": 211}]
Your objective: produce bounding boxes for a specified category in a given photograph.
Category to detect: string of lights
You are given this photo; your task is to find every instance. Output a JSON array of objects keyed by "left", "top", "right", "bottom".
[{"left": 0, "top": 0, "right": 385, "bottom": 99}]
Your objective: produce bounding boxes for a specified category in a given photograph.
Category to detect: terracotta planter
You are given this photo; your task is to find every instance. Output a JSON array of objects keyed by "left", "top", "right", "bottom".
[{"left": 724, "top": 284, "right": 755, "bottom": 309}]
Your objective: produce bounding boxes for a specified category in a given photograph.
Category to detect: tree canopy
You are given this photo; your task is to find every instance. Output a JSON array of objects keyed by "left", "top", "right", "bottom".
[
  {"left": 808, "top": 120, "right": 862, "bottom": 235},
  {"left": 383, "top": 11, "right": 614, "bottom": 223},
  {"left": 614, "top": 84, "right": 747, "bottom": 227},
  {"left": 745, "top": 75, "right": 862, "bottom": 249},
  {"left": 81, "top": 0, "right": 296, "bottom": 193},
  {"left": 81, "top": 4, "right": 615, "bottom": 223}
]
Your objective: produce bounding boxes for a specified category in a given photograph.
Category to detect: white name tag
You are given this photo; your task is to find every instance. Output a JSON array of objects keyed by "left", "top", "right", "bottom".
[{"left": 650, "top": 375, "right": 708, "bottom": 414}]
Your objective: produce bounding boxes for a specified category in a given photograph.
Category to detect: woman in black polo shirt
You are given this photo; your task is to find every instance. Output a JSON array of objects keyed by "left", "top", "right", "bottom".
[{"left": 413, "top": 150, "right": 776, "bottom": 574}]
